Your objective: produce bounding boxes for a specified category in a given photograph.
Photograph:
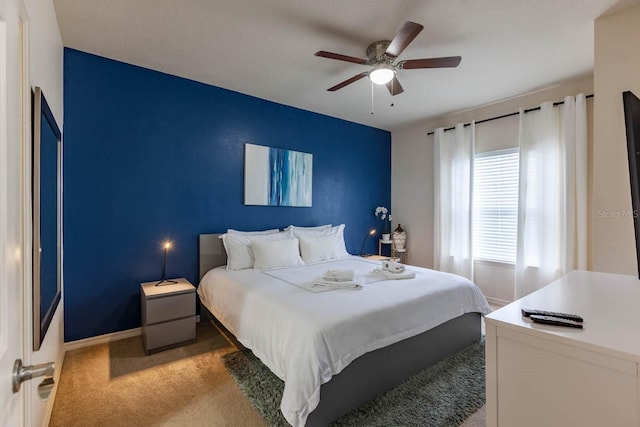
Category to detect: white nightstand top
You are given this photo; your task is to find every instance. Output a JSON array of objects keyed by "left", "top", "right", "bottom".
[
  {"left": 363, "top": 255, "right": 389, "bottom": 261},
  {"left": 140, "top": 277, "right": 194, "bottom": 298},
  {"left": 363, "top": 255, "right": 399, "bottom": 261}
]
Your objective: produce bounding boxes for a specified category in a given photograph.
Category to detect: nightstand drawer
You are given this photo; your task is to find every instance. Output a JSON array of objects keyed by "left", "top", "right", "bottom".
[
  {"left": 145, "top": 292, "right": 195, "bottom": 325},
  {"left": 144, "top": 316, "right": 196, "bottom": 353}
]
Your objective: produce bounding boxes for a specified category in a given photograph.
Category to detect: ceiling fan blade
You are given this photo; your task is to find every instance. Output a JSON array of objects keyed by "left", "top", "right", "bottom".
[
  {"left": 327, "top": 72, "right": 368, "bottom": 91},
  {"left": 315, "top": 50, "right": 368, "bottom": 65},
  {"left": 386, "top": 77, "right": 404, "bottom": 96},
  {"left": 399, "top": 56, "right": 462, "bottom": 69},
  {"left": 385, "top": 21, "right": 424, "bottom": 58}
]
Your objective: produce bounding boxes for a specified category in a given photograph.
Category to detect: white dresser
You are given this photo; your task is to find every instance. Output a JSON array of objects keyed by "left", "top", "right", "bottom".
[{"left": 485, "top": 270, "right": 640, "bottom": 427}]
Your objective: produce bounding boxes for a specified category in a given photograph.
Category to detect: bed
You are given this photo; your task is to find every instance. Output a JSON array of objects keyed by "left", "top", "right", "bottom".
[{"left": 198, "top": 233, "right": 491, "bottom": 427}]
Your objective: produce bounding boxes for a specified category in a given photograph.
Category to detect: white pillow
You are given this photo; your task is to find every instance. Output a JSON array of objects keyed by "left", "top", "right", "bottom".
[
  {"left": 223, "top": 231, "right": 291, "bottom": 270},
  {"left": 252, "top": 238, "right": 304, "bottom": 270},
  {"left": 290, "top": 224, "right": 349, "bottom": 258},
  {"left": 227, "top": 228, "right": 280, "bottom": 235},
  {"left": 285, "top": 224, "right": 332, "bottom": 231},
  {"left": 298, "top": 235, "right": 343, "bottom": 263},
  {"left": 218, "top": 228, "right": 280, "bottom": 243},
  {"left": 287, "top": 225, "right": 334, "bottom": 235}
]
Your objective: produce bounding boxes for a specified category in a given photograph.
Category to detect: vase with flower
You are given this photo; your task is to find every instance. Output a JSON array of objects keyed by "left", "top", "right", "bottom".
[{"left": 375, "top": 206, "right": 392, "bottom": 242}]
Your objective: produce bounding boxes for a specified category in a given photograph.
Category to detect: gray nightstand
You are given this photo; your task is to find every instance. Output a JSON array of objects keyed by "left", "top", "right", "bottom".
[{"left": 140, "top": 278, "right": 196, "bottom": 355}]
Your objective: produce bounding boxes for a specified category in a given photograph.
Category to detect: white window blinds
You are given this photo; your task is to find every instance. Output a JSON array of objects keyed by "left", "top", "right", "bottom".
[{"left": 473, "top": 149, "right": 519, "bottom": 264}]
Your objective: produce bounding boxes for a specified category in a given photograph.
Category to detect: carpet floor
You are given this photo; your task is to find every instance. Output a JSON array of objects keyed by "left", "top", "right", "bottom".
[
  {"left": 49, "top": 321, "right": 485, "bottom": 426},
  {"left": 49, "top": 322, "right": 266, "bottom": 426},
  {"left": 223, "top": 340, "right": 485, "bottom": 427}
]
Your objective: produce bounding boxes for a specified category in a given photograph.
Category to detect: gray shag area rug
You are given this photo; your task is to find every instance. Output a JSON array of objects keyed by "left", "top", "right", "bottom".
[{"left": 222, "top": 339, "right": 485, "bottom": 427}]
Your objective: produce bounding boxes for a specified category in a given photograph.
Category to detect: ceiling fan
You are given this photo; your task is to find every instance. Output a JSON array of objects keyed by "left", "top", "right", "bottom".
[{"left": 315, "top": 21, "right": 461, "bottom": 96}]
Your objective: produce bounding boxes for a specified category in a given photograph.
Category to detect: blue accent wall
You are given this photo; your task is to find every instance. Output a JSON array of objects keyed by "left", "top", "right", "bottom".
[{"left": 63, "top": 48, "right": 391, "bottom": 341}]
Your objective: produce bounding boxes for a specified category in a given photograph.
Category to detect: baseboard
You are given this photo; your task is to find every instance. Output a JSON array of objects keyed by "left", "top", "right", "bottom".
[
  {"left": 486, "top": 297, "right": 510, "bottom": 308},
  {"left": 64, "top": 327, "right": 142, "bottom": 351},
  {"left": 64, "top": 315, "right": 201, "bottom": 351}
]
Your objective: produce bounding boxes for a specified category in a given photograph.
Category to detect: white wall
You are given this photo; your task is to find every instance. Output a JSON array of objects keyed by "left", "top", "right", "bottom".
[
  {"left": 475, "top": 114, "right": 519, "bottom": 154},
  {"left": 27, "top": 0, "right": 63, "bottom": 120},
  {"left": 391, "top": 124, "right": 435, "bottom": 268},
  {"left": 23, "top": 0, "right": 64, "bottom": 425},
  {"left": 592, "top": 4, "right": 640, "bottom": 275},
  {"left": 392, "top": 75, "right": 593, "bottom": 302}
]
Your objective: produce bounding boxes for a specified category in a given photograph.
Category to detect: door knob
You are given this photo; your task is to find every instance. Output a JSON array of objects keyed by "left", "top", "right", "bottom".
[{"left": 12, "top": 359, "right": 55, "bottom": 400}]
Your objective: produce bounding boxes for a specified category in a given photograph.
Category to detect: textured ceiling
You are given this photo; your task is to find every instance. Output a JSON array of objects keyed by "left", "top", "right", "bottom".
[{"left": 53, "top": 0, "right": 637, "bottom": 131}]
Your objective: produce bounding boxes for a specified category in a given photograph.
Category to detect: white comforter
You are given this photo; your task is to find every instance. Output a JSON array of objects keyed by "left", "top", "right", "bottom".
[{"left": 197, "top": 257, "right": 491, "bottom": 427}]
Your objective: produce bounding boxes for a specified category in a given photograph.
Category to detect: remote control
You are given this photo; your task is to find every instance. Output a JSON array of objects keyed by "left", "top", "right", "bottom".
[
  {"left": 521, "top": 308, "right": 583, "bottom": 323},
  {"left": 530, "top": 315, "right": 583, "bottom": 328}
]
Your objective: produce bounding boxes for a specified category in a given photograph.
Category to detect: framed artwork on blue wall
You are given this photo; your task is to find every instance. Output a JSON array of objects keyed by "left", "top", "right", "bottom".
[{"left": 244, "top": 143, "right": 313, "bottom": 207}]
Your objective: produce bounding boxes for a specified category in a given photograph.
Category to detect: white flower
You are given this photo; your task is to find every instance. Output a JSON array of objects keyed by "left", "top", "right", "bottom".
[
  {"left": 374, "top": 206, "right": 391, "bottom": 222},
  {"left": 374, "top": 206, "right": 388, "bottom": 217},
  {"left": 375, "top": 206, "right": 392, "bottom": 233}
]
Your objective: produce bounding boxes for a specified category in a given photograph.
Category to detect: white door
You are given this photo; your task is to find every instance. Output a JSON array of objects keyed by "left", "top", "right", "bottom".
[{"left": 0, "top": 0, "right": 28, "bottom": 423}]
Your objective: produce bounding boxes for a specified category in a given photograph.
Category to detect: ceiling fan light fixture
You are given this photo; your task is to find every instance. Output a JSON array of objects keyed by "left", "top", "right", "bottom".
[
  {"left": 317, "top": 21, "right": 460, "bottom": 95},
  {"left": 369, "top": 66, "right": 395, "bottom": 85}
]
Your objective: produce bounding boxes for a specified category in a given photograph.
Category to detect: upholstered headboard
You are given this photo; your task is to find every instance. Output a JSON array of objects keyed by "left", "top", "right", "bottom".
[{"left": 199, "top": 234, "right": 226, "bottom": 280}]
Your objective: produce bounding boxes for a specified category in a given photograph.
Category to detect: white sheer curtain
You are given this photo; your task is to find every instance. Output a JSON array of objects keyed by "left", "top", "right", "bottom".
[
  {"left": 515, "top": 94, "right": 587, "bottom": 298},
  {"left": 434, "top": 122, "right": 474, "bottom": 280}
]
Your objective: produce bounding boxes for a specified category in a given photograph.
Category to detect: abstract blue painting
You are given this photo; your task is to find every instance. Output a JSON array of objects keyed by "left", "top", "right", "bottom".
[{"left": 244, "top": 143, "right": 313, "bottom": 207}]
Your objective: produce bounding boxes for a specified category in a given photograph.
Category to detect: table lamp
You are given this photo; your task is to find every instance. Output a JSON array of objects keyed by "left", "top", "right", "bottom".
[
  {"left": 359, "top": 228, "right": 377, "bottom": 256},
  {"left": 156, "top": 241, "right": 178, "bottom": 286}
]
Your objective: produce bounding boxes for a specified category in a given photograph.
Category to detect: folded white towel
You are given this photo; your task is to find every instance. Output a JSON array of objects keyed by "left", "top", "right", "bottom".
[
  {"left": 312, "top": 279, "right": 362, "bottom": 290},
  {"left": 322, "top": 269, "right": 355, "bottom": 282},
  {"left": 373, "top": 268, "right": 416, "bottom": 280}
]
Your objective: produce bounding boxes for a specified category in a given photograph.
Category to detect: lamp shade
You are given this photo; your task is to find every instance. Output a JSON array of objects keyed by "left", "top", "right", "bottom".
[{"left": 369, "top": 66, "right": 395, "bottom": 85}]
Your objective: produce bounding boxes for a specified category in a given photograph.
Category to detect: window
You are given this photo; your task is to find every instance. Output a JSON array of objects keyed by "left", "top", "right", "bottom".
[{"left": 473, "top": 149, "right": 519, "bottom": 264}]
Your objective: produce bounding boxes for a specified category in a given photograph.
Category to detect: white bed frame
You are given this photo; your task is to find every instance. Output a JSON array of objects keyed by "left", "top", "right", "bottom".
[{"left": 198, "top": 234, "right": 481, "bottom": 426}]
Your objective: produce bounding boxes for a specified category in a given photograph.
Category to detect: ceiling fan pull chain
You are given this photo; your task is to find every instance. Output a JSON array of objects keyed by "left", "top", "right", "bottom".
[{"left": 371, "top": 81, "right": 375, "bottom": 115}]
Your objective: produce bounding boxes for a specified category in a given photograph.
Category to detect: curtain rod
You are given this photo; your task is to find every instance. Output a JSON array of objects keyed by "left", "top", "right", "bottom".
[{"left": 425, "top": 94, "right": 594, "bottom": 136}]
